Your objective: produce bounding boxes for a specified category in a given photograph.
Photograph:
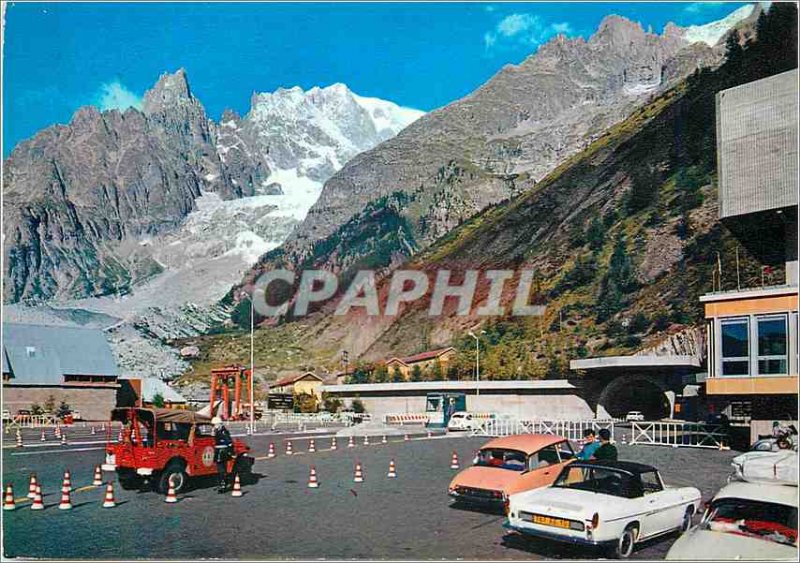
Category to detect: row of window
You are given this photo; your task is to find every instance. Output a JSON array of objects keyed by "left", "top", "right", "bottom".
[{"left": 720, "top": 313, "right": 796, "bottom": 376}]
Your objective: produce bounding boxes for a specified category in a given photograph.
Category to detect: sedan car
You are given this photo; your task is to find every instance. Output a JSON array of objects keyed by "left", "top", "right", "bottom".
[
  {"left": 625, "top": 411, "right": 645, "bottom": 422},
  {"left": 505, "top": 460, "right": 701, "bottom": 558},
  {"left": 448, "top": 434, "right": 576, "bottom": 508},
  {"left": 666, "top": 480, "right": 797, "bottom": 560}
]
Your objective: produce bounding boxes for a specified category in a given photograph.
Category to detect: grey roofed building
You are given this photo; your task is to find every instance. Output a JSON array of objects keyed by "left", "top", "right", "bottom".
[{"left": 2, "top": 323, "right": 119, "bottom": 385}]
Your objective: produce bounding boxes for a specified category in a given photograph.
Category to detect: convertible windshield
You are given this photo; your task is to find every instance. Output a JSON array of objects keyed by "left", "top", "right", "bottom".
[
  {"left": 703, "top": 498, "right": 798, "bottom": 547},
  {"left": 553, "top": 465, "right": 643, "bottom": 498},
  {"left": 474, "top": 448, "right": 527, "bottom": 471}
]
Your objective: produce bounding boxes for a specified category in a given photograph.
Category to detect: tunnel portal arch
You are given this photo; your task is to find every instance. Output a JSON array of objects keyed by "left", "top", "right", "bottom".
[{"left": 596, "top": 374, "right": 674, "bottom": 420}]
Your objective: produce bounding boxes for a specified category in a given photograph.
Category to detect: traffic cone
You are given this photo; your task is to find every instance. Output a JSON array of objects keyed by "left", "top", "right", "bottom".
[
  {"left": 54, "top": 425, "right": 61, "bottom": 438},
  {"left": 101, "top": 423, "right": 106, "bottom": 432},
  {"left": 91, "top": 426, "right": 96, "bottom": 436},
  {"left": 381, "top": 435, "right": 387, "bottom": 444},
  {"left": 404, "top": 434, "right": 409, "bottom": 442},
  {"left": 267, "top": 442, "right": 276, "bottom": 458},
  {"left": 164, "top": 479, "right": 178, "bottom": 504},
  {"left": 285, "top": 441, "right": 293, "bottom": 455},
  {"left": 231, "top": 474, "right": 243, "bottom": 497},
  {"left": 330, "top": 437, "right": 337, "bottom": 450},
  {"left": 15, "top": 430, "right": 23, "bottom": 448},
  {"left": 30, "top": 485, "right": 44, "bottom": 511},
  {"left": 307, "top": 466, "right": 319, "bottom": 488},
  {"left": 27, "top": 474, "right": 38, "bottom": 499},
  {"left": 363, "top": 435, "right": 370, "bottom": 446},
  {"left": 40, "top": 429, "right": 46, "bottom": 442},
  {"left": 450, "top": 451, "right": 460, "bottom": 469},
  {"left": 92, "top": 465, "right": 103, "bottom": 486},
  {"left": 308, "top": 439, "right": 316, "bottom": 453},
  {"left": 353, "top": 461, "right": 364, "bottom": 483},
  {"left": 3, "top": 484, "right": 15, "bottom": 511},
  {"left": 58, "top": 488, "right": 72, "bottom": 510},
  {"left": 347, "top": 436, "right": 355, "bottom": 448},
  {"left": 427, "top": 430, "right": 432, "bottom": 438},
  {"left": 102, "top": 482, "right": 116, "bottom": 508},
  {"left": 117, "top": 429, "right": 123, "bottom": 442},
  {"left": 62, "top": 470, "right": 72, "bottom": 492},
  {"left": 387, "top": 459, "right": 397, "bottom": 478},
  {"left": 622, "top": 433, "right": 628, "bottom": 445},
  {"left": 61, "top": 433, "right": 67, "bottom": 446}
]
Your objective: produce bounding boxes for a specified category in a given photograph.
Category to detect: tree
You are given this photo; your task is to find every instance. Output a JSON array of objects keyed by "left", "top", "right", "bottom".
[
  {"left": 30, "top": 402, "right": 44, "bottom": 416},
  {"left": 391, "top": 366, "right": 404, "bottom": 383},
  {"left": 351, "top": 398, "right": 366, "bottom": 413},
  {"left": 57, "top": 400, "right": 72, "bottom": 419},
  {"left": 586, "top": 216, "right": 605, "bottom": 251},
  {"left": 151, "top": 393, "right": 165, "bottom": 408},
  {"left": 410, "top": 365, "right": 423, "bottom": 382},
  {"left": 725, "top": 29, "right": 744, "bottom": 66},
  {"left": 294, "top": 392, "right": 318, "bottom": 413},
  {"left": 322, "top": 393, "right": 342, "bottom": 413}
]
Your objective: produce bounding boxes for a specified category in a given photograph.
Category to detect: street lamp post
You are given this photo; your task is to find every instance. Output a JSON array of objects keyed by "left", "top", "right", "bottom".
[
  {"left": 250, "top": 295, "right": 255, "bottom": 433},
  {"left": 468, "top": 330, "right": 485, "bottom": 397}
]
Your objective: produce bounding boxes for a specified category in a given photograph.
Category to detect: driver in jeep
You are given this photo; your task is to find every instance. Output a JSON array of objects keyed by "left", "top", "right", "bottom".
[{"left": 213, "top": 416, "right": 234, "bottom": 492}]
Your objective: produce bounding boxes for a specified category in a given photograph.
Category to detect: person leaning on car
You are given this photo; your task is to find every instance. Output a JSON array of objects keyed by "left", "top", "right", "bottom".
[
  {"left": 576, "top": 428, "right": 600, "bottom": 460},
  {"left": 592, "top": 428, "right": 618, "bottom": 461}
]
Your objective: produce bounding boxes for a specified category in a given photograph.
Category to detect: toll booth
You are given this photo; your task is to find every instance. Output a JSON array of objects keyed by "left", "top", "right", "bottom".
[{"left": 425, "top": 392, "right": 466, "bottom": 428}]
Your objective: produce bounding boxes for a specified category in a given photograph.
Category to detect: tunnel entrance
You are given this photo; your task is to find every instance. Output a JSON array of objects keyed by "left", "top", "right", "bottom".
[{"left": 598, "top": 375, "right": 671, "bottom": 420}]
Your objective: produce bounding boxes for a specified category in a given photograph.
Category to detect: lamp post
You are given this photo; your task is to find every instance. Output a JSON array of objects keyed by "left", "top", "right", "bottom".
[
  {"left": 250, "top": 295, "right": 255, "bottom": 433},
  {"left": 468, "top": 330, "right": 485, "bottom": 397}
]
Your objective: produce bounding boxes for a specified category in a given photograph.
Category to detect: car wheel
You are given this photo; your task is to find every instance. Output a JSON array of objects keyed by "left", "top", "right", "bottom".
[
  {"left": 117, "top": 469, "right": 143, "bottom": 491},
  {"left": 158, "top": 461, "right": 188, "bottom": 494},
  {"left": 680, "top": 507, "right": 694, "bottom": 533},
  {"left": 611, "top": 526, "right": 637, "bottom": 559}
]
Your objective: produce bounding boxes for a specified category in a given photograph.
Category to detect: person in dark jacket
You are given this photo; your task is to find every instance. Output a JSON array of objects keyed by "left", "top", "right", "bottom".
[
  {"left": 592, "top": 428, "right": 618, "bottom": 461},
  {"left": 212, "top": 416, "right": 233, "bottom": 492}
]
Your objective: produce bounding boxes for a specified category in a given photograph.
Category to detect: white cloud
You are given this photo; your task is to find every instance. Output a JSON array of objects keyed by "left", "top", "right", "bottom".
[
  {"left": 94, "top": 81, "right": 142, "bottom": 112},
  {"left": 684, "top": 2, "right": 726, "bottom": 14},
  {"left": 485, "top": 13, "right": 574, "bottom": 51}
]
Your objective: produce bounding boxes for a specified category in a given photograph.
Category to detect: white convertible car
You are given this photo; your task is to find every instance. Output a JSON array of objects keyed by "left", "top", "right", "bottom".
[{"left": 505, "top": 460, "right": 701, "bottom": 558}]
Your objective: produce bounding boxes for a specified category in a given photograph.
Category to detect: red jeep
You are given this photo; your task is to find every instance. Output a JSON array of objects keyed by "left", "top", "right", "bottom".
[{"left": 102, "top": 407, "right": 253, "bottom": 493}]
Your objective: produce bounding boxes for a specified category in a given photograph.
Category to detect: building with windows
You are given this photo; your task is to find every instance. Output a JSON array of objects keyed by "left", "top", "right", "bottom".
[
  {"left": 701, "top": 69, "right": 798, "bottom": 441},
  {"left": 271, "top": 372, "right": 325, "bottom": 399},
  {"left": 2, "top": 323, "right": 120, "bottom": 420},
  {"left": 384, "top": 347, "right": 457, "bottom": 379}
]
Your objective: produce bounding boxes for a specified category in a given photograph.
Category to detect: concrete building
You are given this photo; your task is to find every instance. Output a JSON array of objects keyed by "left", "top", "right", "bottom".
[
  {"left": 701, "top": 69, "right": 799, "bottom": 441},
  {"left": 2, "top": 323, "right": 120, "bottom": 420},
  {"left": 321, "top": 380, "right": 594, "bottom": 420},
  {"left": 385, "top": 347, "right": 456, "bottom": 379}
]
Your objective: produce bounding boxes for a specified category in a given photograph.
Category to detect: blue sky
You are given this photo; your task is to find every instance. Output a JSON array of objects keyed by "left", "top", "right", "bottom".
[{"left": 3, "top": 2, "right": 752, "bottom": 156}]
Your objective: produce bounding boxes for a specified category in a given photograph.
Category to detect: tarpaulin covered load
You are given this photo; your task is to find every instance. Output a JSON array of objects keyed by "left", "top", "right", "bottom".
[{"left": 730, "top": 451, "right": 798, "bottom": 486}]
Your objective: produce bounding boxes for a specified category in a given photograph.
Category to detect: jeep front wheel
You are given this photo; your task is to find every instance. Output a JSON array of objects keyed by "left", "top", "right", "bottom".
[{"left": 157, "top": 461, "right": 188, "bottom": 494}]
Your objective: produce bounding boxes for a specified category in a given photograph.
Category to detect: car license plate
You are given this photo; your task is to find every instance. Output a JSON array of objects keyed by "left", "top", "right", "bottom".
[{"left": 532, "top": 514, "right": 571, "bottom": 529}]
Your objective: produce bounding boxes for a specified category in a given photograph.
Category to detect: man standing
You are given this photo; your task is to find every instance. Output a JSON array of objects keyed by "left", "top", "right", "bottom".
[
  {"left": 592, "top": 428, "right": 618, "bottom": 461},
  {"left": 212, "top": 416, "right": 233, "bottom": 493},
  {"left": 576, "top": 428, "right": 600, "bottom": 460}
]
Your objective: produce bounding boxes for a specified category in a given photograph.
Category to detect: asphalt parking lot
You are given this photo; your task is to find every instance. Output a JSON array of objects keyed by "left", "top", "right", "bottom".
[{"left": 3, "top": 431, "right": 740, "bottom": 559}]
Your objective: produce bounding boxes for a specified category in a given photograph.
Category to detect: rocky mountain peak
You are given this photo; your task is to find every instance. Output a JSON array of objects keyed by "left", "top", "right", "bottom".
[
  {"left": 592, "top": 14, "right": 648, "bottom": 45},
  {"left": 143, "top": 68, "right": 194, "bottom": 114}
]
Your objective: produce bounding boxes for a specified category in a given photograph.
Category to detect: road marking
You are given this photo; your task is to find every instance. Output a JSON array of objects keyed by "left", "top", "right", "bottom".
[
  {"left": 13, "top": 484, "right": 98, "bottom": 503},
  {"left": 10, "top": 446, "right": 106, "bottom": 456},
  {"left": 3, "top": 439, "right": 109, "bottom": 449}
]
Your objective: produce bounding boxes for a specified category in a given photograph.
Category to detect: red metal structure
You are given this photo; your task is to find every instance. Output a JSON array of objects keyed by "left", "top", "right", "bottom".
[{"left": 209, "top": 365, "right": 253, "bottom": 421}]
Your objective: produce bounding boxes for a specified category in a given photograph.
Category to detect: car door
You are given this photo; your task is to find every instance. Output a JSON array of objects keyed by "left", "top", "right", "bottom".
[{"left": 640, "top": 471, "right": 682, "bottom": 536}]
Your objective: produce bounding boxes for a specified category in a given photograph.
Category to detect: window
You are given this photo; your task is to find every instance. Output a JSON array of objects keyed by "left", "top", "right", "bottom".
[
  {"left": 721, "top": 318, "right": 750, "bottom": 376},
  {"left": 640, "top": 471, "right": 663, "bottom": 494},
  {"left": 758, "top": 315, "right": 788, "bottom": 375},
  {"left": 25, "top": 346, "right": 36, "bottom": 358}
]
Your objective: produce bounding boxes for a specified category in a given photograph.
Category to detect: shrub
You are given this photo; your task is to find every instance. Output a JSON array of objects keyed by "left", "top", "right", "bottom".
[{"left": 351, "top": 399, "right": 366, "bottom": 413}]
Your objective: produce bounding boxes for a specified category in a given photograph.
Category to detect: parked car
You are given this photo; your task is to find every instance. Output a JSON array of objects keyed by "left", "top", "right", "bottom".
[
  {"left": 505, "top": 460, "right": 701, "bottom": 558},
  {"left": 625, "top": 411, "right": 645, "bottom": 422},
  {"left": 447, "top": 411, "right": 481, "bottom": 432},
  {"left": 71, "top": 410, "right": 83, "bottom": 421},
  {"left": 102, "top": 407, "right": 253, "bottom": 493},
  {"left": 666, "top": 480, "right": 797, "bottom": 560},
  {"left": 16, "top": 409, "right": 31, "bottom": 417},
  {"left": 2, "top": 409, "right": 11, "bottom": 422},
  {"left": 448, "top": 434, "right": 576, "bottom": 508}
]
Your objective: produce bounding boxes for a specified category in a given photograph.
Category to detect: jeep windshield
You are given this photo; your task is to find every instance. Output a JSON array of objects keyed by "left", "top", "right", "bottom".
[
  {"left": 474, "top": 448, "right": 527, "bottom": 471},
  {"left": 703, "top": 498, "right": 798, "bottom": 547},
  {"left": 553, "top": 465, "right": 643, "bottom": 498}
]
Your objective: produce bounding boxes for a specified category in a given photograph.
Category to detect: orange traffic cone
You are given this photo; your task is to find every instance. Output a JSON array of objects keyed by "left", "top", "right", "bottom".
[
  {"left": 117, "top": 429, "right": 123, "bottom": 442},
  {"left": 58, "top": 488, "right": 72, "bottom": 510},
  {"left": 27, "top": 474, "right": 38, "bottom": 499},
  {"left": 381, "top": 435, "right": 387, "bottom": 444},
  {"left": 30, "top": 484, "right": 44, "bottom": 511},
  {"left": 330, "top": 437, "right": 337, "bottom": 450},
  {"left": 54, "top": 425, "right": 61, "bottom": 438},
  {"left": 40, "top": 429, "right": 46, "bottom": 442},
  {"left": 353, "top": 461, "right": 364, "bottom": 483},
  {"left": 450, "top": 451, "right": 460, "bottom": 469},
  {"left": 92, "top": 465, "right": 103, "bottom": 486},
  {"left": 231, "top": 474, "right": 243, "bottom": 497},
  {"left": 3, "top": 484, "right": 15, "bottom": 511},
  {"left": 308, "top": 466, "right": 319, "bottom": 488},
  {"left": 102, "top": 482, "right": 116, "bottom": 508},
  {"left": 308, "top": 439, "right": 316, "bottom": 453},
  {"left": 164, "top": 479, "right": 178, "bottom": 504},
  {"left": 267, "top": 442, "right": 276, "bottom": 458},
  {"left": 15, "top": 430, "right": 23, "bottom": 448},
  {"left": 347, "top": 436, "right": 355, "bottom": 448},
  {"left": 285, "top": 441, "right": 293, "bottom": 455},
  {"left": 62, "top": 470, "right": 72, "bottom": 492},
  {"left": 387, "top": 459, "right": 397, "bottom": 478},
  {"left": 363, "top": 435, "right": 370, "bottom": 446}
]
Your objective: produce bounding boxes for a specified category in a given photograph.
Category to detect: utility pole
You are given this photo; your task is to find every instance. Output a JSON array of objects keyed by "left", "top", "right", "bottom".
[
  {"left": 342, "top": 350, "right": 349, "bottom": 379},
  {"left": 250, "top": 296, "right": 255, "bottom": 433},
  {"left": 468, "top": 330, "right": 485, "bottom": 397}
]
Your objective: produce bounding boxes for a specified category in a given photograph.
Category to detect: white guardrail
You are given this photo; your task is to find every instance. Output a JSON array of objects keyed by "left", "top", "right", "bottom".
[
  {"left": 626, "top": 421, "right": 729, "bottom": 449},
  {"left": 471, "top": 418, "right": 616, "bottom": 442},
  {"left": 4, "top": 414, "right": 59, "bottom": 428}
]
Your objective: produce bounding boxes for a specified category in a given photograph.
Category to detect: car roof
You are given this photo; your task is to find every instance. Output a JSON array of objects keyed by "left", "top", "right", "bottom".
[
  {"left": 715, "top": 481, "right": 799, "bottom": 507},
  {"left": 570, "top": 460, "right": 657, "bottom": 475},
  {"left": 480, "top": 434, "right": 568, "bottom": 454}
]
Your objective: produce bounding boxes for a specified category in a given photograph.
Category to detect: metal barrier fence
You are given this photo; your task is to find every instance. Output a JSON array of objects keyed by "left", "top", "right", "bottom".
[
  {"left": 471, "top": 418, "right": 616, "bottom": 441},
  {"left": 626, "top": 421, "right": 728, "bottom": 449},
  {"left": 384, "top": 413, "right": 429, "bottom": 425},
  {"left": 4, "top": 414, "right": 59, "bottom": 428}
]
